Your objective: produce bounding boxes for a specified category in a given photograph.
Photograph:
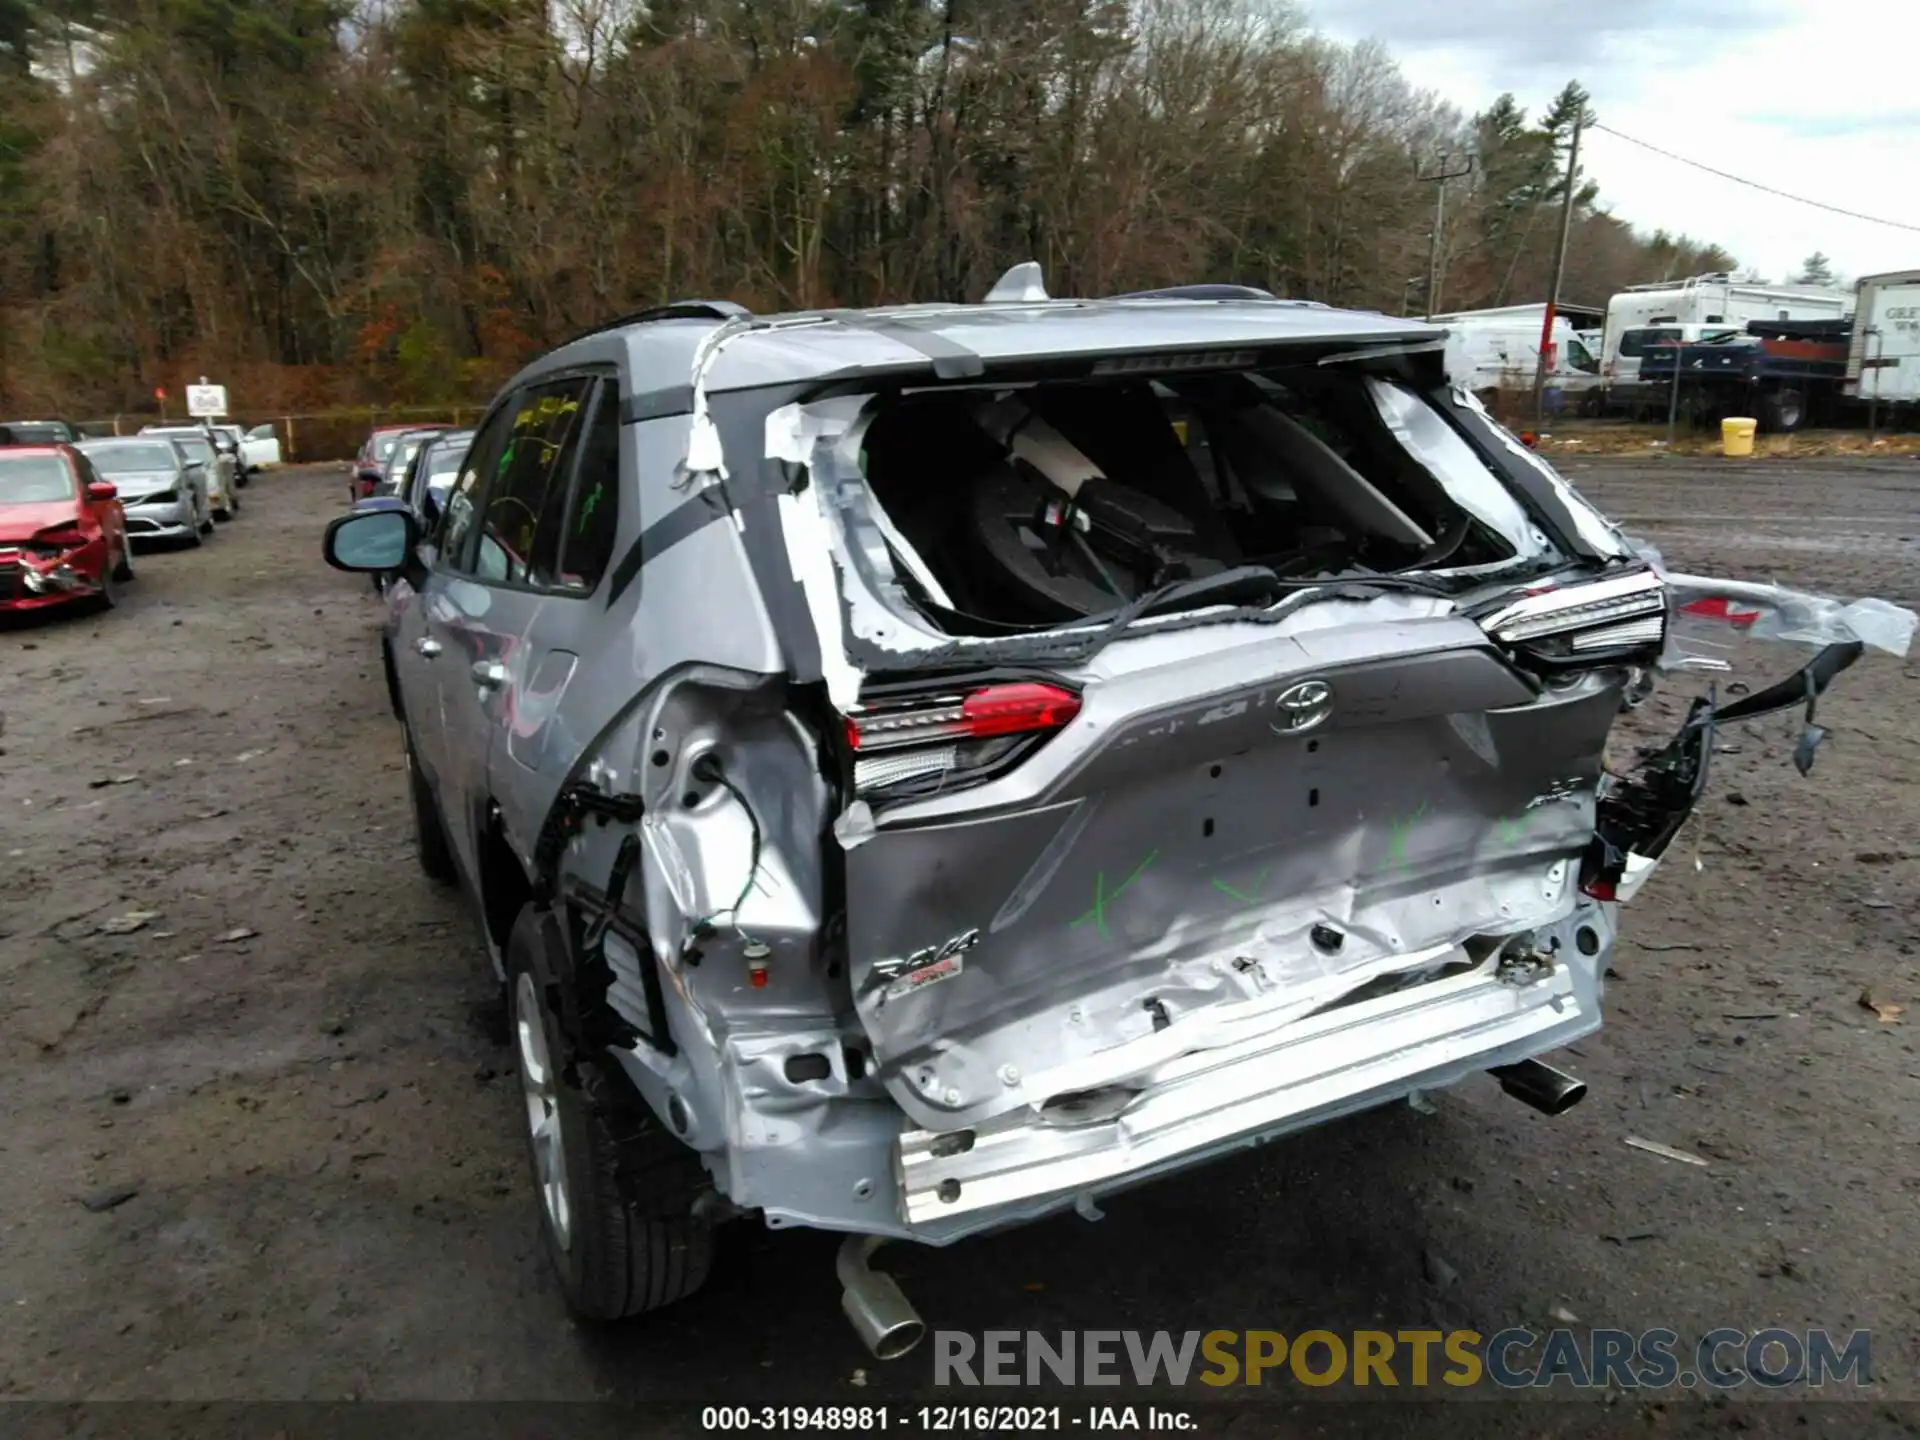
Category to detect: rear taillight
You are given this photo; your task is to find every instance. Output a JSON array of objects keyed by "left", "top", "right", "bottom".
[
  {"left": 844, "top": 682, "right": 1082, "bottom": 797},
  {"left": 845, "top": 682, "right": 1082, "bottom": 751},
  {"left": 1477, "top": 570, "right": 1667, "bottom": 664}
]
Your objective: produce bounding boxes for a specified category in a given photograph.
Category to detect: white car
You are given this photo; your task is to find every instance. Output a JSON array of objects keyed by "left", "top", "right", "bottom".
[
  {"left": 208, "top": 422, "right": 283, "bottom": 479},
  {"left": 141, "top": 427, "right": 240, "bottom": 520}
]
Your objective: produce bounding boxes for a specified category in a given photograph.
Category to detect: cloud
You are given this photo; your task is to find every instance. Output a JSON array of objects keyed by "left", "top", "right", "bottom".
[
  {"left": 1741, "top": 109, "right": 1920, "bottom": 141},
  {"left": 1303, "top": 0, "right": 1797, "bottom": 73},
  {"left": 1299, "top": 0, "right": 1920, "bottom": 283}
]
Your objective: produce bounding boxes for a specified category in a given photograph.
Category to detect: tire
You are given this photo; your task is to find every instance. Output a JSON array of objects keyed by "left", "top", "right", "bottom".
[
  {"left": 112, "top": 536, "right": 135, "bottom": 583},
  {"left": 1760, "top": 388, "right": 1806, "bottom": 434},
  {"left": 404, "top": 731, "right": 458, "bottom": 885},
  {"left": 95, "top": 552, "right": 123, "bottom": 611},
  {"left": 505, "top": 907, "right": 715, "bottom": 1321}
]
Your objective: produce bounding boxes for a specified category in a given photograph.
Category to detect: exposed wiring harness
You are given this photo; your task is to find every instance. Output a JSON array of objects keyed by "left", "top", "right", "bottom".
[{"left": 683, "top": 751, "right": 765, "bottom": 947}]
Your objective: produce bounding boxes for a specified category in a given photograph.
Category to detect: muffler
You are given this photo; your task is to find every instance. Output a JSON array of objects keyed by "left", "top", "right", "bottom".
[
  {"left": 1489, "top": 1059, "right": 1587, "bottom": 1116},
  {"left": 837, "top": 1234, "right": 925, "bottom": 1360}
]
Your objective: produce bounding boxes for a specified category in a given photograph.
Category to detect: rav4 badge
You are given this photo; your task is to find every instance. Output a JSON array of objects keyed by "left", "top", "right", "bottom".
[{"left": 872, "top": 927, "right": 980, "bottom": 1002}]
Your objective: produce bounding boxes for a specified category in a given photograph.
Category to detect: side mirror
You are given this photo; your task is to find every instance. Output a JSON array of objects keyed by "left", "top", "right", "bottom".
[
  {"left": 323, "top": 507, "right": 418, "bottom": 573},
  {"left": 87, "top": 481, "right": 119, "bottom": 501}
]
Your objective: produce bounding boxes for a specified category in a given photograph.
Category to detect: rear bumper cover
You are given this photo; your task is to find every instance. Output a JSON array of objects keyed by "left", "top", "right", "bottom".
[{"left": 895, "top": 935, "right": 1604, "bottom": 1226}]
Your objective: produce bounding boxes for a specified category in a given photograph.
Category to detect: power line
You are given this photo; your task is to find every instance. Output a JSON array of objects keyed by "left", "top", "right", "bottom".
[{"left": 1588, "top": 123, "right": 1920, "bottom": 234}]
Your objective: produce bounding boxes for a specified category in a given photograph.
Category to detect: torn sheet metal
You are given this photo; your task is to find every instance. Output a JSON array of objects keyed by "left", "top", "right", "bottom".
[
  {"left": 1625, "top": 534, "right": 1917, "bottom": 665},
  {"left": 777, "top": 488, "right": 864, "bottom": 711},
  {"left": 1368, "top": 378, "right": 1544, "bottom": 560},
  {"left": 1663, "top": 573, "right": 1915, "bottom": 658},
  {"left": 1455, "top": 387, "right": 1632, "bottom": 560}
]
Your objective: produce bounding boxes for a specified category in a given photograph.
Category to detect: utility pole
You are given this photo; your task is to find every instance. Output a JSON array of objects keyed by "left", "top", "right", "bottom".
[
  {"left": 1418, "top": 153, "right": 1472, "bottom": 318},
  {"left": 1533, "top": 111, "right": 1585, "bottom": 423}
]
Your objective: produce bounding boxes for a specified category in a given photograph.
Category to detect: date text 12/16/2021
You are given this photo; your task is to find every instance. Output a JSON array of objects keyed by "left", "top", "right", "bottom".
[{"left": 701, "top": 1406, "right": 1194, "bottom": 1431}]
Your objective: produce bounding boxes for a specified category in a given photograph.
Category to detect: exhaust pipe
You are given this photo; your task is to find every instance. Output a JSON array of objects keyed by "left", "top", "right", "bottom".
[
  {"left": 1489, "top": 1059, "right": 1587, "bottom": 1117},
  {"left": 837, "top": 1234, "right": 925, "bottom": 1360}
]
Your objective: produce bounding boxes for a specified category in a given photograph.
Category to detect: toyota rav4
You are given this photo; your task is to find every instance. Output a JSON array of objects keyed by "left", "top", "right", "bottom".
[{"left": 321, "top": 270, "right": 1914, "bottom": 1357}]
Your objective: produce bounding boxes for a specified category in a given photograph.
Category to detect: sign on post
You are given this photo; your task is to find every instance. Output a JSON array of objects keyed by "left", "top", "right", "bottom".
[{"left": 186, "top": 381, "right": 229, "bottom": 418}]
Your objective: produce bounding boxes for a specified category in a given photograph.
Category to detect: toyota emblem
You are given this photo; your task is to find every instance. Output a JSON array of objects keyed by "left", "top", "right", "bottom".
[{"left": 1273, "top": 679, "right": 1334, "bottom": 735}]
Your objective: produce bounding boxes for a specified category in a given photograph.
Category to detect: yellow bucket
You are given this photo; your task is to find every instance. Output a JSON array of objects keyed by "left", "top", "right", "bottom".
[{"left": 1722, "top": 416, "right": 1757, "bottom": 458}]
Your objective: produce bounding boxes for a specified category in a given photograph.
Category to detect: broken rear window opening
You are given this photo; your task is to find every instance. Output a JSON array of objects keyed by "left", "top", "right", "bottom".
[{"left": 839, "top": 364, "right": 1552, "bottom": 641}]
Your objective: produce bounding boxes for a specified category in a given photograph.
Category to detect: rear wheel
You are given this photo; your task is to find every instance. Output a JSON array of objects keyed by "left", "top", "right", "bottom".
[
  {"left": 404, "top": 730, "right": 457, "bottom": 885},
  {"left": 1760, "top": 388, "right": 1806, "bottom": 433},
  {"left": 505, "top": 908, "right": 715, "bottom": 1320}
]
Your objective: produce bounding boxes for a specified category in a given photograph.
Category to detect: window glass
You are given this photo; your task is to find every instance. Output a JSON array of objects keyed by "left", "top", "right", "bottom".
[
  {"left": 1619, "top": 327, "right": 1680, "bottom": 358},
  {"left": 555, "top": 382, "right": 622, "bottom": 593},
  {"left": 436, "top": 407, "right": 516, "bottom": 570},
  {"left": 84, "top": 442, "right": 177, "bottom": 473},
  {"left": 0, "top": 453, "right": 76, "bottom": 503},
  {"left": 471, "top": 377, "right": 594, "bottom": 586}
]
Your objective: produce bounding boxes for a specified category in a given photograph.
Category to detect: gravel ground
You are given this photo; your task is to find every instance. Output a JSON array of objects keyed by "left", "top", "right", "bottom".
[{"left": 1, "top": 459, "right": 1916, "bottom": 1438}]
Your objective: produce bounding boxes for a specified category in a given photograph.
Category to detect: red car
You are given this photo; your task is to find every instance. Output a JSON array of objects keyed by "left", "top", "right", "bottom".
[
  {"left": 0, "top": 445, "right": 135, "bottom": 614},
  {"left": 353, "top": 422, "right": 449, "bottom": 502}
]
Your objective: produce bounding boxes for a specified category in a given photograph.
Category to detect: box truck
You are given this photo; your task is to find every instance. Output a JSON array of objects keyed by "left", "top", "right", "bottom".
[
  {"left": 1600, "top": 275, "right": 1852, "bottom": 410},
  {"left": 1844, "top": 269, "right": 1920, "bottom": 411}
]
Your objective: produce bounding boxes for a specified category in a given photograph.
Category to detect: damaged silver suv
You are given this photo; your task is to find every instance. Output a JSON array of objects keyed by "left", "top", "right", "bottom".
[{"left": 322, "top": 268, "right": 1914, "bottom": 1357}]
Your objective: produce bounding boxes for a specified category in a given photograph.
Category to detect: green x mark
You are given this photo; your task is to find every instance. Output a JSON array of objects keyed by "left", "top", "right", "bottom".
[
  {"left": 1211, "top": 869, "right": 1272, "bottom": 906},
  {"left": 1496, "top": 809, "right": 1538, "bottom": 847},
  {"left": 1071, "top": 851, "right": 1160, "bottom": 937},
  {"left": 1385, "top": 800, "right": 1431, "bottom": 870}
]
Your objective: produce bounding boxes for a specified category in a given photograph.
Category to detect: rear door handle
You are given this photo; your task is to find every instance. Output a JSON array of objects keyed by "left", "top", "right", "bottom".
[
  {"left": 471, "top": 660, "right": 507, "bottom": 690},
  {"left": 413, "top": 637, "right": 442, "bottom": 658}
]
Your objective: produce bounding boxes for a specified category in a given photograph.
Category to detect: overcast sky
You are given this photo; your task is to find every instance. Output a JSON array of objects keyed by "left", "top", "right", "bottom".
[{"left": 1301, "top": 0, "right": 1920, "bottom": 290}]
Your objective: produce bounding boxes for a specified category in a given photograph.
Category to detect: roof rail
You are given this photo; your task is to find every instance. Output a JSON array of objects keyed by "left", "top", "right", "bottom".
[
  {"left": 1111, "top": 283, "right": 1277, "bottom": 301},
  {"left": 561, "top": 299, "right": 752, "bottom": 347}
]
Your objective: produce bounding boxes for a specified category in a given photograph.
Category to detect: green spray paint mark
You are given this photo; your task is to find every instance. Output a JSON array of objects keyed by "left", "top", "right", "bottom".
[
  {"left": 1211, "top": 869, "right": 1272, "bottom": 906},
  {"left": 1385, "top": 801, "right": 1430, "bottom": 870},
  {"left": 1071, "top": 850, "right": 1159, "bottom": 937},
  {"left": 1496, "top": 809, "right": 1538, "bottom": 847}
]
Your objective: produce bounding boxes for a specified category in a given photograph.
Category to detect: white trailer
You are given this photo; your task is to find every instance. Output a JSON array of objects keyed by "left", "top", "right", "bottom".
[
  {"left": 1844, "top": 270, "right": 1920, "bottom": 408},
  {"left": 1432, "top": 308, "right": 1603, "bottom": 409},
  {"left": 1599, "top": 275, "right": 1853, "bottom": 404}
]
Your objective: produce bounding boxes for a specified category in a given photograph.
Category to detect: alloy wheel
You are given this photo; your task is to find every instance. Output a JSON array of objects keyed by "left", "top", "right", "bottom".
[{"left": 513, "top": 971, "right": 573, "bottom": 1251}]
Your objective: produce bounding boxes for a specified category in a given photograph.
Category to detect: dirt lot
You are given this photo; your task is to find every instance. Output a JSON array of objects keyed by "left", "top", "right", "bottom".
[{"left": 2, "top": 459, "right": 1917, "bottom": 1436}]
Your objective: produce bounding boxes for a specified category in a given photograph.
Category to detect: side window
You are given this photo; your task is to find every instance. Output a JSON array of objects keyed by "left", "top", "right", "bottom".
[
  {"left": 472, "top": 377, "right": 595, "bottom": 587},
  {"left": 436, "top": 405, "right": 515, "bottom": 571},
  {"left": 555, "top": 381, "right": 622, "bottom": 594}
]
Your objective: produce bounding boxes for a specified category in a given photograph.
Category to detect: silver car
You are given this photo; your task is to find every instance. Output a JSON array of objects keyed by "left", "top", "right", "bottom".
[
  {"left": 77, "top": 437, "right": 213, "bottom": 545},
  {"left": 140, "top": 426, "right": 239, "bottom": 519},
  {"left": 321, "top": 273, "right": 1915, "bottom": 1357}
]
